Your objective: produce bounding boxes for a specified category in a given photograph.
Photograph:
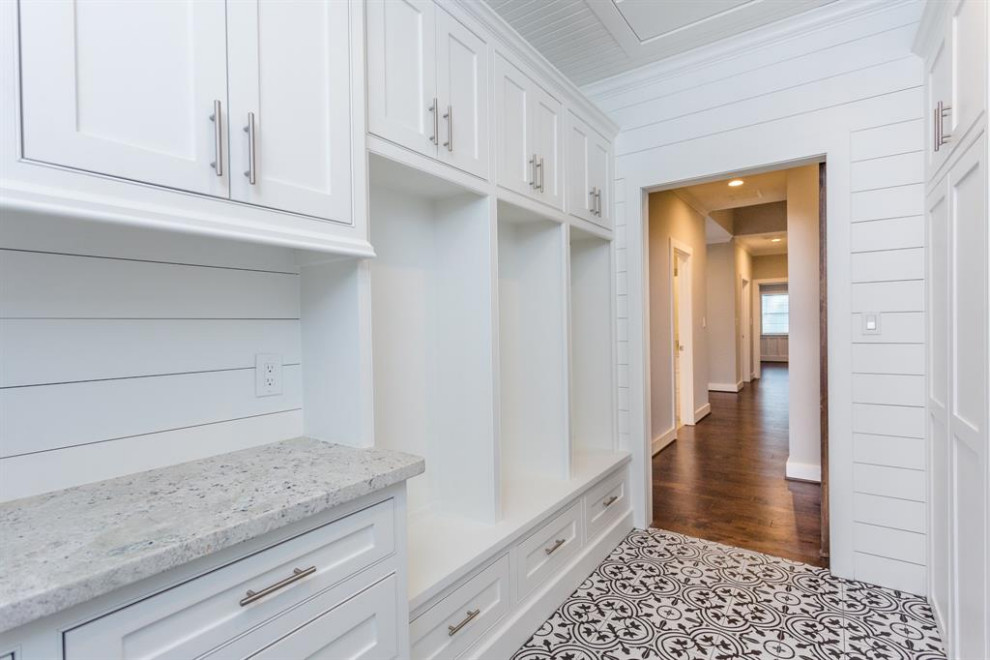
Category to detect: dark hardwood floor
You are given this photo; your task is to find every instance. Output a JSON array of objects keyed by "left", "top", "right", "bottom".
[{"left": 652, "top": 363, "right": 825, "bottom": 567}]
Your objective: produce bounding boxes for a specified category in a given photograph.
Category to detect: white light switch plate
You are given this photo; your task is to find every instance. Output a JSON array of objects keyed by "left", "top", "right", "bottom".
[{"left": 862, "top": 312, "right": 881, "bottom": 335}]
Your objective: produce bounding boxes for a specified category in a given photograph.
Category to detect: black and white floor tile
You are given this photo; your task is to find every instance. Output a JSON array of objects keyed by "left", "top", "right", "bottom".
[{"left": 512, "top": 529, "right": 945, "bottom": 660}]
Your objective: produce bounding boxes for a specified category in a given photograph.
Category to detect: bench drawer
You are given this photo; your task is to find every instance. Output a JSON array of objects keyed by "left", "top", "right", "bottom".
[
  {"left": 514, "top": 502, "right": 582, "bottom": 600},
  {"left": 64, "top": 499, "right": 395, "bottom": 660},
  {"left": 411, "top": 555, "right": 510, "bottom": 660},
  {"left": 585, "top": 467, "right": 628, "bottom": 541}
]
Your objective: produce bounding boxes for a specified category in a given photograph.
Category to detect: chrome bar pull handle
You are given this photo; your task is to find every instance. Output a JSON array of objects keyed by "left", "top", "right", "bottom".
[
  {"left": 209, "top": 100, "right": 223, "bottom": 177},
  {"left": 589, "top": 187, "right": 596, "bottom": 212},
  {"left": 538, "top": 156, "right": 545, "bottom": 192},
  {"left": 243, "top": 112, "right": 257, "bottom": 185},
  {"left": 448, "top": 609, "right": 481, "bottom": 636},
  {"left": 443, "top": 104, "right": 453, "bottom": 152},
  {"left": 596, "top": 188, "right": 602, "bottom": 216},
  {"left": 545, "top": 538, "right": 566, "bottom": 555},
  {"left": 603, "top": 495, "right": 618, "bottom": 508},
  {"left": 529, "top": 154, "right": 537, "bottom": 188},
  {"left": 239, "top": 566, "right": 315, "bottom": 606},
  {"left": 429, "top": 98, "right": 438, "bottom": 145},
  {"left": 939, "top": 102, "right": 952, "bottom": 146},
  {"left": 934, "top": 105, "right": 940, "bottom": 152}
]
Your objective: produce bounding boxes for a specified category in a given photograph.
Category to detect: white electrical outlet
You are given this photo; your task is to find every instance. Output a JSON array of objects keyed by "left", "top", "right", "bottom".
[{"left": 255, "top": 354, "right": 282, "bottom": 397}]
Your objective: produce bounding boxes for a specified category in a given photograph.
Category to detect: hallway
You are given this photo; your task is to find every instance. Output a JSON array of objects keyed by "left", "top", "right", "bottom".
[{"left": 652, "top": 363, "right": 824, "bottom": 566}]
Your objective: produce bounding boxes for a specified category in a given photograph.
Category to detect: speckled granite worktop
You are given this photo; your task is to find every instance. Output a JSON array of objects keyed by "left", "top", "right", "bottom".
[{"left": 0, "top": 437, "right": 424, "bottom": 634}]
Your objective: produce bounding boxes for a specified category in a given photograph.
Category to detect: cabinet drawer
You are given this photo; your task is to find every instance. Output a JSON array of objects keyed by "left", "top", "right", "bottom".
[
  {"left": 207, "top": 574, "right": 399, "bottom": 660},
  {"left": 585, "top": 468, "right": 629, "bottom": 541},
  {"left": 411, "top": 555, "right": 510, "bottom": 660},
  {"left": 64, "top": 500, "right": 395, "bottom": 660},
  {"left": 514, "top": 502, "right": 582, "bottom": 600}
]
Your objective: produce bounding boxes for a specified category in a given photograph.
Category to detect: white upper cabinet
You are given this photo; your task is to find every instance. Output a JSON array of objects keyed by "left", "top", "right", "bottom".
[
  {"left": 227, "top": 0, "right": 351, "bottom": 221},
  {"left": 436, "top": 9, "right": 489, "bottom": 179},
  {"left": 567, "top": 112, "right": 610, "bottom": 227},
  {"left": 588, "top": 130, "right": 611, "bottom": 227},
  {"left": 367, "top": 1, "right": 488, "bottom": 179},
  {"left": 531, "top": 86, "right": 562, "bottom": 210},
  {"left": 924, "top": 0, "right": 987, "bottom": 178},
  {"left": 18, "top": 0, "right": 230, "bottom": 198},
  {"left": 494, "top": 54, "right": 535, "bottom": 197},
  {"left": 367, "top": 0, "right": 437, "bottom": 158},
  {"left": 494, "top": 54, "right": 562, "bottom": 210},
  {"left": 15, "top": 0, "right": 355, "bottom": 235}
]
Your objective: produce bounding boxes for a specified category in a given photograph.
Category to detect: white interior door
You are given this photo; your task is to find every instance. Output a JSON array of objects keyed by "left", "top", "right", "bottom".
[
  {"left": 366, "top": 0, "right": 437, "bottom": 157},
  {"left": 226, "top": 0, "right": 351, "bottom": 222},
  {"left": 671, "top": 243, "right": 694, "bottom": 427},
  {"left": 947, "top": 138, "right": 988, "bottom": 658},
  {"left": 531, "top": 86, "right": 563, "bottom": 210},
  {"left": 18, "top": 0, "right": 229, "bottom": 196},
  {"left": 494, "top": 55, "right": 534, "bottom": 197},
  {"left": 436, "top": 9, "right": 488, "bottom": 179}
]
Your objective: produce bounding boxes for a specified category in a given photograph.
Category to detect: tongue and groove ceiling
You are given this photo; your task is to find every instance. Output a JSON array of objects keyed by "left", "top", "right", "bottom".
[{"left": 485, "top": 0, "right": 837, "bottom": 86}]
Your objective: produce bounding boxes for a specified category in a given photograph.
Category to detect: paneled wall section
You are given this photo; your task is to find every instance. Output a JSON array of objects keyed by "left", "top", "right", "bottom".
[{"left": 0, "top": 215, "right": 304, "bottom": 500}]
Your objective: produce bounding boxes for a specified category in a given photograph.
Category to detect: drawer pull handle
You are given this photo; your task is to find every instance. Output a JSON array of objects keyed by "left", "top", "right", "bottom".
[
  {"left": 603, "top": 495, "right": 618, "bottom": 508},
  {"left": 239, "top": 566, "right": 316, "bottom": 606},
  {"left": 448, "top": 608, "right": 481, "bottom": 636},
  {"left": 545, "top": 538, "right": 566, "bottom": 555}
]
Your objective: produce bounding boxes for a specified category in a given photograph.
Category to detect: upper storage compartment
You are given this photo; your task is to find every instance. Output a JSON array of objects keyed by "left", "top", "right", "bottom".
[
  {"left": 566, "top": 111, "right": 611, "bottom": 229},
  {"left": 19, "top": 0, "right": 351, "bottom": 223},
  {"left": 366, "top": 0, "right": 489, "bottom": 180},
  {"left": 494, "top": 54, "right": 563, "bottom": 212}
]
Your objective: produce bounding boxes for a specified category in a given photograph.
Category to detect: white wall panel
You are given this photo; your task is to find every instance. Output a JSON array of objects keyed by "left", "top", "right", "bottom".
[
  {"left": 852, "top": 343, "right": 924, "bottom": 375},
  {"left": 854, "top": 433, "right": 925, "bottom": 470},
  {"left": 853, "top": 522, "right": 926, "bottom": 565},
  {"left": 851, "top": 216, "right": 924, "bottom": 252},
  {"left": 853, "top": 492, "right": 926, "bottom": 533},
  {"left": 854, "top": 463, "right": 926, "bottom": 501},
  {"left": 851, "top": 248, "right": 925, "bottom": 283}
]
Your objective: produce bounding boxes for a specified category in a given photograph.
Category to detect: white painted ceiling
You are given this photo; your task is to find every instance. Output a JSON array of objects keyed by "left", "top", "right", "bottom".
[
  {"left": 679, "top": 170, "right": 788, "bottom": 212},
  {"left": 485, "top": 0, "right": 837, "bottom": 86},
  {"left": 736, "top": 232, "right": 788, "bottom": 256}
]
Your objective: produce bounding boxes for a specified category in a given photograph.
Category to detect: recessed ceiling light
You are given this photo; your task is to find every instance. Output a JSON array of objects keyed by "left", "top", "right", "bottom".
[
  {"left": 770, "top": 238, "right": 782, "bottom": 243},
  {"left": 728, "top": 179, "right": 744, "bottom": 187}
]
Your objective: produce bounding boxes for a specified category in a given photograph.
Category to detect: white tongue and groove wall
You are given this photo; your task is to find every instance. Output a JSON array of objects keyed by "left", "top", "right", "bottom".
[{"left": 587, "top": 0, "right": 931, "bottom": 593}]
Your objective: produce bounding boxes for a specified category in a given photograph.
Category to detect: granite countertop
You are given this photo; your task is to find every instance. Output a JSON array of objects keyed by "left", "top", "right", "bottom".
[{"left": 0, "top": 438, "right": 424, "bottom": 634}]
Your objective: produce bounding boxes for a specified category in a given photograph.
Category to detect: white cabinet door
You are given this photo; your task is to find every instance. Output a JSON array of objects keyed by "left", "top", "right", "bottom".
[
  {"left": 567, "top": 114, "right": 593, "bottom": 222},
  {"left": 436, "top": 9, "right": 489, "bottom": 180},
  {"left": 949, "top": 0, "right": 987, "bottom": 151},
  {"left": 367, "top": 0, "right": 437, "bottom": 158},
  {"left": 926, "top": 175, "right": 951, "bottom": 638},
  {"left": 226, "top": 0, "right": 351, "bottom": 223},
  {"left": 926, "top": 21, "right": 953, "bottom": 175},
  {"left": 945, "top": 137, "right": 988, "bottom": 659},
  {"left": 531, "top": 85, "right": 563, "bottom": 210},
  {"left": 589, "top": 131, "right": 611, "bottom": 227},
  {"left": 18, "top": 0, "right": 229, "bottom": 197},
  {"left": 495, "top": 55, "right": 535, "bottom": 197}
]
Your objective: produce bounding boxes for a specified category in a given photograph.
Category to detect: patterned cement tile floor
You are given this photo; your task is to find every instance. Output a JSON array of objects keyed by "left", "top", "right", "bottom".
[{"left": 512, "top": 529, "right": 944, "bottom": 660}]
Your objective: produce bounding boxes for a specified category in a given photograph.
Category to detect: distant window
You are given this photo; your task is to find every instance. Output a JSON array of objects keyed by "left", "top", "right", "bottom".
[{"left": 761, "top": 293, "right": 789, "bottom": 335}]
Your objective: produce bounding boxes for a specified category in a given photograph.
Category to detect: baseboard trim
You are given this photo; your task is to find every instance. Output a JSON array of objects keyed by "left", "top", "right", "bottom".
[
  {"left": 785, "top": 459, "right": 822, "bottom": 483},
  {"left": 694, "top": 402, "right": 712, "bottom": 423},
  {"left": 762, "top": 356, "right": 789, "bottom": 362},
  {"left": 652, "top": 427, "right": 677, "bottom": 455},
  {"left": 471, "top": 511, "right": 635, "bottom": 659},
  {"left": 708, "top": 382, "right": 740, "bottom": 393},
  {"left": 736, "top": 379, "right": 745, "bottom": 390}
]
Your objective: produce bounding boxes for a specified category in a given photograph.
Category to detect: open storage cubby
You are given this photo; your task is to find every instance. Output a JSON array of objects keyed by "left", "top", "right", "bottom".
[
  {"left": 568, "top": 228, "right": 617, "bottom": 461},
  {"left": 496, "top": 201, "right": 569, "bottom": 485},
  {"left": 368, "top": 155, "right": 497, "bottom": 523}
]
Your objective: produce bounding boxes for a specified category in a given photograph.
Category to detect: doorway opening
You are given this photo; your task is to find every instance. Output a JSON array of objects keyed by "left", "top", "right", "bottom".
[{"left": 647, "top": 161, "right": 829, "bottom": 567}]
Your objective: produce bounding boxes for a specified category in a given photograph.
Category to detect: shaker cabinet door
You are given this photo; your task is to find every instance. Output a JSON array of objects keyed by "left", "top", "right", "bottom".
[
  {"left": 227, "top": 0, "right": 352, "bottom": 223},
  {"left": 367, "top": 0, "right": 438, "bottom": 157},
  {"left": 436, "top": 9, "right": 489, "bottom": 179},
  {"left": 19, "top": 0, "right": 230, "bottom": 196}
]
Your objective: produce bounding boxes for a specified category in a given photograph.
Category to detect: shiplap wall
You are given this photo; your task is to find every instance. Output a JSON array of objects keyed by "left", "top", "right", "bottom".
[
  {"left": 849, "top": 119, "right": 927, "bottom": 591},
  {"left": 587, "top": 0, "right": 928, "bottom": 592},
  {"left": 0, "top": 213, "right": 304, "bottom": 500}
]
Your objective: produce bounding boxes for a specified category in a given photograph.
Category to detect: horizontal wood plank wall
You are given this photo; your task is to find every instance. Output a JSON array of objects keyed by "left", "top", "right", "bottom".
[
  {"left": 0, "top": 215, "right": 303, "bottom": 501},
  {"left": 585, "top": 0, "right": 927, "bottom": 591},
  {"left": 848, "top": 117, "right": 926, "bottom": 594}
]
